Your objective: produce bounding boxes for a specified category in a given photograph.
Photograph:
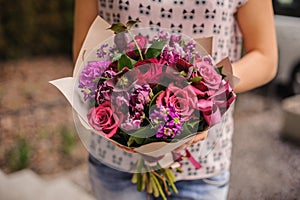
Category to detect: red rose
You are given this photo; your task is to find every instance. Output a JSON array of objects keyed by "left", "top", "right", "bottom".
[
  {"left": 87, "top": 101, "right": 122, "bottom": 138},
  {"left": 176, "top": 58, "right": 193, "bottom": 73},
  {"left": 134, "top": 58, "right": 163, "bottom": 86}
]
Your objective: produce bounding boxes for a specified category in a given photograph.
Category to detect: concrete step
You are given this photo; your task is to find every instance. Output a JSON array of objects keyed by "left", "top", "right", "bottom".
[
  {"left": 1, "top": 169, "right": 45, "bottom": 200},
  {"left": 39, "top": 178, "right": 95, "bottom": 200},
  {"left": 0, "top": 169, "right": 95, "bottom": 200}
]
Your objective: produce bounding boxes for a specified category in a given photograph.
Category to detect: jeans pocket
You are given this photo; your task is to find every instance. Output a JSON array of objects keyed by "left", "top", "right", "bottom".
[{"left": 202, "top": 171, "right": 230, "bottom": 187}]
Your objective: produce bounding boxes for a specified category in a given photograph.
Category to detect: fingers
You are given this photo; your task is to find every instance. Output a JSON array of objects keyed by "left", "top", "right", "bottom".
[{"left": 191, "top": 130, "right": 208, "bottom": 144}]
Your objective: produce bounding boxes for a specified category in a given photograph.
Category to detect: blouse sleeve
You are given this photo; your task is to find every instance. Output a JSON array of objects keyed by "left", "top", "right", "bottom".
[{"left": 236, "top": 0, "right": 249, "bottom": 8}]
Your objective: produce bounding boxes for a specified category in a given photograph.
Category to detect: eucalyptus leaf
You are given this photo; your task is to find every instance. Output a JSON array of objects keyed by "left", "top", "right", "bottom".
[{"left": 130, "top": 126, "right": 156, "bottom": 139}]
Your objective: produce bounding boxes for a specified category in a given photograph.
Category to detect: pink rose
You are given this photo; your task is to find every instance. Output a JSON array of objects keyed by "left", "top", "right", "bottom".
[
  {"left": 197, "top": 99, "right": 222, "bottom": 126},
  {"left": 191, "top": 59, "right": 222, "bottom": 97},
  {"left": 126, "top": 35, "right": 148, "bottom": 60},
  {"left": 195, "top": 80, "right": 236, "bottom": 126},
  {"left": 209, "top": 80, "right": 236, "bottom": 115},
  {"left": 87, "top": 101, "right": 122, "bottom": 138},
  {"left": 156, "top": 83, "right": 198, "bottom": 121}
]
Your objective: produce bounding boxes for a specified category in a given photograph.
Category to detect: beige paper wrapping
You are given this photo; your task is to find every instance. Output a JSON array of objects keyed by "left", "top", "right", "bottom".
[{"left": 50, "top": 16, "right": 237, "bottom": 158}]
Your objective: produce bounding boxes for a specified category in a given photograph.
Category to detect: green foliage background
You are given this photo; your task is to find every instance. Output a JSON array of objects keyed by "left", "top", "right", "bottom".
[{"left": 0, "top": 0, "right": 74, "bottom": 60}]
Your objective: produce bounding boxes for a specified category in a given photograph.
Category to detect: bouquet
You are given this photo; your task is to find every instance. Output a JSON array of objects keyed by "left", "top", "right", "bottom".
[{"left": 50, "top": 17, "right": 236, "bottom": 200}]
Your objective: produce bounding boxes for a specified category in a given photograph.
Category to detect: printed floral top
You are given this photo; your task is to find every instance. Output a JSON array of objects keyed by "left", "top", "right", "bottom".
[{"left": 89, "top": 0, "right": 248, "bottom": 180}]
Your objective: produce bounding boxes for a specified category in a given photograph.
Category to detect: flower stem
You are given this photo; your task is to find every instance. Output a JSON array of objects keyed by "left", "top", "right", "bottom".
[
  {"left": 128, "top": 30, "right": 144, "bottom": 60},
  {"left": 151, "top": 169, "right": 171, "bottom": 196}
]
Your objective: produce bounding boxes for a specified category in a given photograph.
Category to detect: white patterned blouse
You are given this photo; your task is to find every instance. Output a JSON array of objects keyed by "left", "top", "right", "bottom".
[{"left": 89, "top": 0, "right": 248, "bottom": 180}]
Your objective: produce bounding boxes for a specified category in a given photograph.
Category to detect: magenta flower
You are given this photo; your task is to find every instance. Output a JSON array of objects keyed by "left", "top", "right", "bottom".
[{"left": 150, "top": 104, "right": 183, "bottom": 139}]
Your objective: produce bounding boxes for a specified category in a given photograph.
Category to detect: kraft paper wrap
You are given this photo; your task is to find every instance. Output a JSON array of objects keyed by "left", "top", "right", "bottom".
[{"left": 50, "top": 16, "right": 236, "bottom": 158}]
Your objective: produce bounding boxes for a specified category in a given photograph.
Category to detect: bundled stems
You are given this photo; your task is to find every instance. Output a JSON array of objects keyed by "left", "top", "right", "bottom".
[{"left": 131, "top": 158, "right": 179, "bottom": 200}]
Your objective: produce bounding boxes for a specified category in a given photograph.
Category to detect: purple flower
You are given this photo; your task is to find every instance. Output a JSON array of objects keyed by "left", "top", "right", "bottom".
[
  {"left": 161, "top": 45, "right": 183, "bottom": 64},
  {"left": 129, "top": 84, "right": 152, "bottom": 112},
  {"left": 183, "top": 40, "right": 196, "bottom": 61},
  {"left": 169, "top": 34, "right": 182, "bottom": 47},
  {"left": 202, "top": 55, "right": 213, "bottom": 65},
  {"left": 150, "top": 31, "right": 170, "bottom": 42},
  {"left": 150, "top": 104, "right": 183, "bottom": 139},
  {"left": 97, "top": 44, "right": 109, "bottom": 58},
  {"left": 79, "top": 60, "right": 111, "bottom": 101},
  {"left": 121, "top": 112, "right": 143, "bottom": 131},
  {"left": 118, "top": 84, "right": 152, "bottom": 131},
  {"left": 95, "top": 68, "right": 116, "bottom": 105}
]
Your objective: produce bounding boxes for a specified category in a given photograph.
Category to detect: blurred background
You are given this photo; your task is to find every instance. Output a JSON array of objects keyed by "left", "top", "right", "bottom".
[{"left": 0, "top": 0, "right": 299, "bottom": 199}]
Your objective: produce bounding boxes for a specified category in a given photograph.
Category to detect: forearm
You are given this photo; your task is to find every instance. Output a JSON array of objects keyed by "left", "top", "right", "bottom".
[
  {"left": 73, "top": 0, "right": 98, "bottom": 62},
  {"left": 233, "top": 0, "right": 278, "bottom": 93},
  {"left": 232, "top": 49, "right": 278, "bottom": 93}
]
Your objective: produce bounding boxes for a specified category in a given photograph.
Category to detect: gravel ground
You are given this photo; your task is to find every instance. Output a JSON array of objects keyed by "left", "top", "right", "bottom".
[{"left": 1, "top": 57, "right": 300, "bottom": 199}]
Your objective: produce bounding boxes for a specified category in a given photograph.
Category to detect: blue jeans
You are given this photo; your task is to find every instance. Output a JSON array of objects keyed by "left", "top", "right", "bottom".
[{"left": 88, "top": 155, "right": 229, "bottom": 200}]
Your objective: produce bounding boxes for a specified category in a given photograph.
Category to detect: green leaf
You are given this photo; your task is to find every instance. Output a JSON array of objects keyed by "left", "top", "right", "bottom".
[
  {"left": 216, "top": 66, "right": 223, "bottom": 74},
  {"left": 216, "top": 66, "right": 227, "bottom": 79},
  {"left": 191, "top": 76, "right": 202, "bottom": 84},
  {"left": 187, "top": 120, "right": 200, "bottom": 129},
  {"left": 112, "top": 52, "right": 123, "bottom": 62},
  {"left": 180, "top": 39, "right": 185, "bottom": 47},
  {"left": 107, "top": 22, "right": 127, "bottom": 34},
  {"left": 117, "top": 54, "right": 136, "bottom": 71},
  {"left": 182, "top": 122, "right": 193, "bottom": 135},
  {"left": 127, "top": 136, "right": 144, "bottom": 146},
  {"left": 131, "top": 126, "right": 157, "bottom": 138},
  {"left": 189, "top": 56, "right": 195, "bottom": 64},
  {"left": 145, "top": 39, "right": 167, "bottom": 59}
]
